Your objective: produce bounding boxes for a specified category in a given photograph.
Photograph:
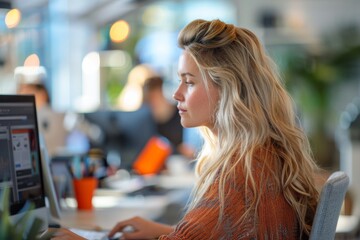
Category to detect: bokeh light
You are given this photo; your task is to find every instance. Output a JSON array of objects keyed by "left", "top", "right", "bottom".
[
  {"left": 5, "top": 8, "right": 21, "bottom": 28},
  {"left": 82, "top": 52, "right": 100, "bottom": 73},
  {"left": 24, "top": 54, "right": 40, "bottom": 67},
  {"left": 100, "top": 50, "right": 131, "bottom": 68},
  {"left": 80, "top": 52, "right": 101, "bottom": 111},
  {"left": 109, "top": 20, "right": 130, "bottom": 43},
  {"left": 117, "top": 64, "right": 159, "bottom": 111},
  {"left": 142, "top": 5, "right": 174, "bottom": 27}
]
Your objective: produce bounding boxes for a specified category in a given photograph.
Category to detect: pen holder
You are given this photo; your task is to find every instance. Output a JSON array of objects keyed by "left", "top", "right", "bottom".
[{"left": 72, "top": 177, "right": 98, "bottom": 211}]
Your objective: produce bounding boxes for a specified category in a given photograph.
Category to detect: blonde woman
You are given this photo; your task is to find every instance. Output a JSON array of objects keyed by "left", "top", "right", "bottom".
[{"left": 53, "top": 19, "right": 319, "bottom": 240}]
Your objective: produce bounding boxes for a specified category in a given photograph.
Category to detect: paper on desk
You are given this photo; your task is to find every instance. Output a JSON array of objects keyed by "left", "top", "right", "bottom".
[{"left": 102, "top": 175, "right": 144, "bottom": 192}]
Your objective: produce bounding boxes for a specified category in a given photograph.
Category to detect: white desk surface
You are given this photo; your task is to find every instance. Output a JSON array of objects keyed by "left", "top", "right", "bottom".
[
  {"left": 59, "top": 200, "right": 163, "bottom": 230},
  {"left": 57, "top": 173, "right": 196, "bottom": 231}
]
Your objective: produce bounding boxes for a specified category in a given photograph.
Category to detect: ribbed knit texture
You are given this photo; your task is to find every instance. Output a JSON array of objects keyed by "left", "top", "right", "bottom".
[{"left": 159, "top": 157, "right": 303, "bottom": 240}]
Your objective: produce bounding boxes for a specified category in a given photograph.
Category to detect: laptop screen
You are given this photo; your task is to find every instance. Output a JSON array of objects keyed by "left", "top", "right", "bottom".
[{"left": 0, "top": 95, "right": 47, "bottom": 230}]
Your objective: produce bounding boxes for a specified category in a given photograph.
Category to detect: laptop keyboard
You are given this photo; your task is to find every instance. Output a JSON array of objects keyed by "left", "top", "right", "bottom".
[{"left": 70, "top": 228, "right": 122, "bottom": 240}]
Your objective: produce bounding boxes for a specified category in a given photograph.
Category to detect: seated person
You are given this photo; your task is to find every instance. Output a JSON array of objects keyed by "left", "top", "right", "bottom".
[
  {"left": 17, "top": 78, "right": 70, "bottom": 157},
  {"left": 142, "top": 76, "right": 200, "bottom": 159},
  {"left": 17, "top": 76, "right": 104, "bottom": 157}
]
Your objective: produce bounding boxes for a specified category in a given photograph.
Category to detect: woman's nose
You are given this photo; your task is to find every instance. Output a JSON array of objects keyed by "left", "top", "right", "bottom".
[{"left": 172, "top": 89, "right": 182, "bottom": 101}]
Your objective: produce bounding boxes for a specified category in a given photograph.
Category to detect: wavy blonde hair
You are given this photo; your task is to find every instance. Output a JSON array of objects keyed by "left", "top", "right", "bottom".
[{"left": 178, "top": 19, "right": 319, "bottom": 236}]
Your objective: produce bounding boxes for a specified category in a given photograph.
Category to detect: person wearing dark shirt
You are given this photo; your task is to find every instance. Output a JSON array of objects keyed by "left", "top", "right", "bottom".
[{"left": 142, "top": 76, "right": 196, "bottom": 159}]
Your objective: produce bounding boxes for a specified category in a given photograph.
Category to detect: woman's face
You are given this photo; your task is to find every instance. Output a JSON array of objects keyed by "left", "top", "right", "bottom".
[{"left": 173, "top": 50, "right": 219, "bottom": 130}]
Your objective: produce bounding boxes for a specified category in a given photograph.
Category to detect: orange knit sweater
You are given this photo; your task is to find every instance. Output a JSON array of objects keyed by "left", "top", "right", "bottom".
[{"left": 159, "top": 160, "right": 302, "bottom": 240}]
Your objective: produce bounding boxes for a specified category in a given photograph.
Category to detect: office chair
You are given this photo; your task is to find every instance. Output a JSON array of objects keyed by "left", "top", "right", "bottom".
[{"left": 309, "top": 171, "right": 350, "bottom": 240}]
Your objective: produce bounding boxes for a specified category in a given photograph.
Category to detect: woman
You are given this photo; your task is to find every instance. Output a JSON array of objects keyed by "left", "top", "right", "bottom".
[{"left": 53, "top": 19, "right": 319, "bottom": 240}]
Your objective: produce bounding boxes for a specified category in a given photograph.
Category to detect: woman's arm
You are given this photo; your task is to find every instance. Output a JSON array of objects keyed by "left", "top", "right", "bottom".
[{"left": 50, "top": 217, "right": 174, "bottom": 240}]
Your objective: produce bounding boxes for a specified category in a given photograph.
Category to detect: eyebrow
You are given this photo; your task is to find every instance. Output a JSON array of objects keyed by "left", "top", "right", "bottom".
[{"left": 178, "top": 72, "right": 196, "bottom": 77}]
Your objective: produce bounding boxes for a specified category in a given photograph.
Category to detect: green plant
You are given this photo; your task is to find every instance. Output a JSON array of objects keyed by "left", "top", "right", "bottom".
[
  {"left": 282, "top": 24, "right": 360, "bottom": 169},
  {"left": 0, "top": 187, "right": 46, "bottom": 240}
]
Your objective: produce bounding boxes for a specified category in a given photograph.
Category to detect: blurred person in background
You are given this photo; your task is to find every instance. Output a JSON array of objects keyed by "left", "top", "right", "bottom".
[
  {"left": 17, "top": 76, "right": 71, "bottom": 157},
  {"left": 16, "top": 74, "right": 103, "bottom": 157},
  {"left": 142, "top": 76, "right": 200, "bottom": 159}
]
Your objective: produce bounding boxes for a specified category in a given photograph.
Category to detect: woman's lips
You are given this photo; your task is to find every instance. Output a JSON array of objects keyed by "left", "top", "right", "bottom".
[{"left": 177, "top": 106, "right": 187, "bottom": 114}]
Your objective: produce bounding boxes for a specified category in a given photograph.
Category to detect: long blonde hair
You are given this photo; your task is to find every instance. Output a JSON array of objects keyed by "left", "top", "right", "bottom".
[{"left": 178, "top": 19, "right": 319, "bottom": 236}]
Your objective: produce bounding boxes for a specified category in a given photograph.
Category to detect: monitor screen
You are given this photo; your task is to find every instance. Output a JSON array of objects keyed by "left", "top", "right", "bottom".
[{"left": 0, "top": 95, "right": 48, "bottom": 232}]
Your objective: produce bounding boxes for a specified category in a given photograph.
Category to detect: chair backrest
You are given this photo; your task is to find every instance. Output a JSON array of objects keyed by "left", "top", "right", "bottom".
[{"left": 309, "top": 171, "right": 350, "bottom": 240}]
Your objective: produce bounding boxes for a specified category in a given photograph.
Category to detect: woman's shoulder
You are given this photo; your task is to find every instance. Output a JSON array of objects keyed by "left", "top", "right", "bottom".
[{"left": 225, "top": 148, "right": 279, "bottom": 187}]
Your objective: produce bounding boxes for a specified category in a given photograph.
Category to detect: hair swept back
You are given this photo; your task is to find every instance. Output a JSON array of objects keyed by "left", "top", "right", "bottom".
[{"left": 178, "top": 19, "right": 319, "bottom": 236}]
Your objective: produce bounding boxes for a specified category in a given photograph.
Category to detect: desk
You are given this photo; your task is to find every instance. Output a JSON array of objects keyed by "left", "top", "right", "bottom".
[
  {"left": 57, "top": 173, "right": 195, "bottom": 231},
  {"left": 59, "top": 196, "right": 169, "bottom": 230}
]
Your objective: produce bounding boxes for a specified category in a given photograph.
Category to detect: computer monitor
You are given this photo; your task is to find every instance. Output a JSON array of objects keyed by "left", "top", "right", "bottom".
[
  {"left": 84, "top": 106, "right": 157, "bottom": 170},
  {"left": 0, "top": 95, "right": 48, "bottom": 232}
]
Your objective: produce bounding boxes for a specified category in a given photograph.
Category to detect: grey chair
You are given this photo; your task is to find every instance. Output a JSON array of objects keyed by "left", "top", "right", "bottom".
[{"left": 309, "top": 171, "right": 350, "bottom": 240}]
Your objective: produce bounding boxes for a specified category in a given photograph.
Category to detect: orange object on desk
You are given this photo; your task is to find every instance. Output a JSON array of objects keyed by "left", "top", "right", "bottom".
[
  {"left": 73, "top": 177, "right": 98, "bottom": 210},
  {"left": 132, "top": 136, "right": 172, "bottom": 175}
]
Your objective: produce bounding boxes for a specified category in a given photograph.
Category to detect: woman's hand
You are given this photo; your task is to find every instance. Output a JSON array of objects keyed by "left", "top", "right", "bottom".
[
  {"left": 50, "top": 228, "right": 87, "bottom": 240},
  {"left": 108, "top": 216, "right": 174, "bottom": 239}
]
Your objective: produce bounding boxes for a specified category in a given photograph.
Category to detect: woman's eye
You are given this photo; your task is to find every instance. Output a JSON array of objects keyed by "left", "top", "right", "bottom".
[{"left": 185, "top": 81, "right": 194, "bottom": 85}]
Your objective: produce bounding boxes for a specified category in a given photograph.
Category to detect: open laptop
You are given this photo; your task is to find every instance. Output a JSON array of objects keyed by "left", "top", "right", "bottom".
[{"left": 0, "top": 95, "right": 121, "bottom": 240}]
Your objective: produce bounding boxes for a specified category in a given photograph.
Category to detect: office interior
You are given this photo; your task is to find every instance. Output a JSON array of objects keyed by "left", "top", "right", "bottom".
[{"left": 1, "top": 0, "right": 360, "bottom": 238}]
